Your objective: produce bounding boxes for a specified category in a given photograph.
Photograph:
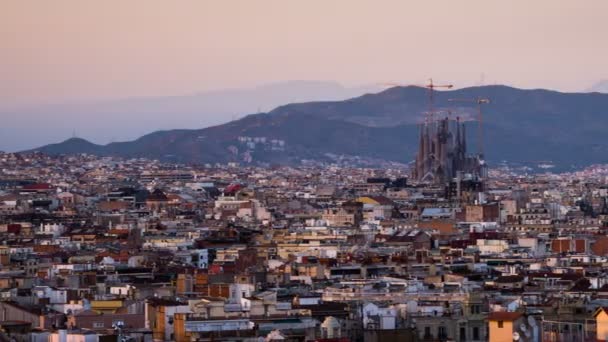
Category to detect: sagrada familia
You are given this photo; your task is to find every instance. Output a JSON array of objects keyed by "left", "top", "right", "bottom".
[{"left": 412, "top": 117, "right": 486, "bottom": 184}]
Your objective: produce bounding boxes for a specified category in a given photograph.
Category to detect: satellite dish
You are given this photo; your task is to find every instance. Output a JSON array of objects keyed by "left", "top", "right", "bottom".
[
  {"left": 513, "top": 332, "right": 520, "bottom": 341},
  {"left": 528, "top": 316, "right": 537, "bottom": 327}
]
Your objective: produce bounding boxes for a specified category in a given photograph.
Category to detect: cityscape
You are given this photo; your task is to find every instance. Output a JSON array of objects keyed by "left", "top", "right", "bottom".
[{"left": 3, "top": 1, "right": 608, "bottom": 342}]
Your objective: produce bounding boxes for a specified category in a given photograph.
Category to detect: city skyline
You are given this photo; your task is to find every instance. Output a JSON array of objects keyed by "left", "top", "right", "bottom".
[{"left": 4, "top": 3, "right": 608, "bottom": 341}]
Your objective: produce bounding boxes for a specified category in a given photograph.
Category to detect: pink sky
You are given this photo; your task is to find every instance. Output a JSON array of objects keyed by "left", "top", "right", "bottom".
[{"left": 1, "top": 0, "right": 607, "bottom": 108}]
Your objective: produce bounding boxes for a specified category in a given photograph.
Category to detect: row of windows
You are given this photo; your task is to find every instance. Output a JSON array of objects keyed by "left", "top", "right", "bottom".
[
  {"left": 422, "top": 326, "right": 481, "bottom": 341},
  {"left": 92, "top": 320, "right": 124, "bottom": 329}
]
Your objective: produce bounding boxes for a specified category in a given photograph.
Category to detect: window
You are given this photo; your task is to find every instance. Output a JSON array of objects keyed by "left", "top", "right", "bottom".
[
  {"left": 438, "top": 326, "right": 447, "bottom": 339},
  {"left": 473, "top": 327, "right": 479, "bottom": 340},
  {"left": 497, "top": 321, "right": 504, "bottom": 328},
  {"left": 460, "top": 327, "right": 466, "bottom": 341},
  {"left": 424, "top": 326, "right": 432, "bottom": 338},
  {"left": 93, "top": 322, "right": 104, "bottom": 328},
  {"left": 471, "top": 305, "right": 481, "bottom": 314}
]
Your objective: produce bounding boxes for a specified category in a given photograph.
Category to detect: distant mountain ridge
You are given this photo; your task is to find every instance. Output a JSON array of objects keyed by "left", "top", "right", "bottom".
[
  {"left": 1, "top": 80, "right": 381, "bottom": 152},
  {"left": 27, "top": 85, "right": 608, "bottom": 169},
  {"left": 588, "top": 80, "right": 608, "bottom": 93}
]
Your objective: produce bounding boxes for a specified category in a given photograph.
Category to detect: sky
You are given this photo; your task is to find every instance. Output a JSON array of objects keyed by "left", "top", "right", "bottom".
[
  {"left": 2, "top": 1, "right": 608, "bottom": 108},
  {"left": 1, "top": 1, "right": 607, "bottom": 150}
]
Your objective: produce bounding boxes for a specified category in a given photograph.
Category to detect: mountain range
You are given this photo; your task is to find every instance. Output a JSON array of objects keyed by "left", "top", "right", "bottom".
[
  {"left": 26, "top": 85, "right": 608, "bottom": 170},
  {"left": 1, "top": 81, "right": 380, "bottom": 152}
]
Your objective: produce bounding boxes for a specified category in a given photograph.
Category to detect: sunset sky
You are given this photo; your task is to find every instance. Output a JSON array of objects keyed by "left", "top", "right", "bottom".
[{"left": 2, "top": 1, "right": 608, "bottom": 110}]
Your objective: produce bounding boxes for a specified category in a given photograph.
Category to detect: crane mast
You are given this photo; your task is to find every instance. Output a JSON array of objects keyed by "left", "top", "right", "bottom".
[{"left": 448, "top": 97, "right": 490, "bottom": 158}]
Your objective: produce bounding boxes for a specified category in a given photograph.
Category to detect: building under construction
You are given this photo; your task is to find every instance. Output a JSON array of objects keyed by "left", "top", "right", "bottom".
[{"left": 412, "top": 116, "right": 486, "bottom": 184}]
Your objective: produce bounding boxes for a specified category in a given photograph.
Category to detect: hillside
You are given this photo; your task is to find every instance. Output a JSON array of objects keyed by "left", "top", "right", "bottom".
[
  {"left": 27, "top": 85, "right": 608, "bottom": 169},
  {"left": 1, "top": 81, "right": 380, "bottom": 152}
]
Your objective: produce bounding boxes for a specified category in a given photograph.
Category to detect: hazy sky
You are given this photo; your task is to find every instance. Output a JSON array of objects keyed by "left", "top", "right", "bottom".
[{"left": 1, "top": 0, "right": 607, "bottom": 110}]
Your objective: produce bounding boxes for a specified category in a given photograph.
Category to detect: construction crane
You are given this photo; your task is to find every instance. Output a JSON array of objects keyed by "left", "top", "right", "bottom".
[
  {"left": 448, "top": 97, "right": 490, "bottom": 157},
  {"left": 382, "top": 78, "right": 454, "bottom": 122}
]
